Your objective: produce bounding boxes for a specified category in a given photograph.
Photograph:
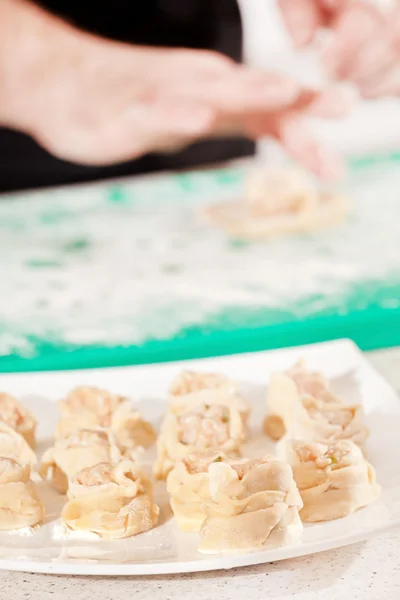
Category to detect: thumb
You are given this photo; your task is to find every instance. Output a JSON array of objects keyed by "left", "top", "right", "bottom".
[{"left": 278, "top": 0, "right": 324, "bottom": 47}]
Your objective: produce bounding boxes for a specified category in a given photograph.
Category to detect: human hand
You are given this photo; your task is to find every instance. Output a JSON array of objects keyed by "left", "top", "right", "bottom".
[
  {"left": 278, "top": 0, "right": 350, "bottom": 47},
  {"left": 278, "top": 0, "right": 400, "bottom": 99},
  {"left": 223, "top": 85, "right": 351, "bottom": 179},
  {"left": 322, "top": 2, "right": 400, "bottom": 98},
  {"left": 0, "top": 0, "right": 349, "bottom": 178}
]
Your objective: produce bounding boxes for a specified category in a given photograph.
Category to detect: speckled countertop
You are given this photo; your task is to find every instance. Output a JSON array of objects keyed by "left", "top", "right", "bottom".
[{"left": 0, "top": 348, "right": 399, "bottom": 600}]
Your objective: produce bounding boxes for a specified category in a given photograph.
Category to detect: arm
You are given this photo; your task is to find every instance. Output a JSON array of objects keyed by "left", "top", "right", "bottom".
[
  {"left": 0, "top": 0, "right": 80, "bottom": 130},
  {"left": 0, "top": 0, "right": 348, "bottom": 177}
]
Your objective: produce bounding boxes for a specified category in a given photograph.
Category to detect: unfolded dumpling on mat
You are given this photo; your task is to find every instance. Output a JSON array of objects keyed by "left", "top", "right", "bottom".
[{"left": 202, "top": 168, "right": 348, "bottom": 240}]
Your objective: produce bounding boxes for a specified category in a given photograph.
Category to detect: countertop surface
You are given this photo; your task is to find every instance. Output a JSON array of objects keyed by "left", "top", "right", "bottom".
[{"left": 0, "top": 348, "right": 399, "bottom": 600}]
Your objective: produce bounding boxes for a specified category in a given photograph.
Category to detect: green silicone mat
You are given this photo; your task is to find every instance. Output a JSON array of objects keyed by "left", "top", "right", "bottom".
[{"left": 0, "top": 153, "right": 399, "bottom": 373}]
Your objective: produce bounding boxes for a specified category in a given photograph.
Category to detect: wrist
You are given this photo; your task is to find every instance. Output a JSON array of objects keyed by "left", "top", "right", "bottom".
[{"left": 0, "top": 0, "right": 83, "bottom": 132}]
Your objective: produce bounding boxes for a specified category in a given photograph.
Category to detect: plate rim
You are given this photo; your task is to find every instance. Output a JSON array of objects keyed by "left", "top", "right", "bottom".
[
  {"left": 0, "top": 338, "right": 399, "bottom": 576},
  {"left": 1, "top": 518, "right": 399, "bottom": 576}
]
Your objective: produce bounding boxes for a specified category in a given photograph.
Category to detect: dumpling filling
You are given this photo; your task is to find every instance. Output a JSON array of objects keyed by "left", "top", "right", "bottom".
[
  {"left": 288, "top": 440, "right": 381, "bottom": 522},
  {"left": 154, "top": 401, "right": 244, "bottom": 480},
  {"left": 39, "top": 428, "right": 122, "bottom": 494}
]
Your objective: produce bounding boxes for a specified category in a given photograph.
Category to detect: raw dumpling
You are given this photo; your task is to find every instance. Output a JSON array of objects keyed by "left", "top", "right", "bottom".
[
  {"left": 154, "top": 401, "right": 245, "bottom": 480},
  {"left": 0, "top": 393, "right": 37, "bottom": 448},
  {"left": 263, "top": 373, "right": 368, "bottom": 446},
  {"left": 167, "top": 452, "right": 303, "bottom": 548},
  {"left": 263, "top": 364, "right": 339, "bottom": 441},
  {"left": 169, "top": 371, "right": 250, "bottom": 427},
  {"left": 0, "top": 458, "right": 44, "bottom": 530},
  {"left": 167, "top": 450, "right": 229, "bottom": 532},
  {"left": 56, "top": 386, "right": 156, "bottom": 451},
  {"left": 288, "top": 440, "right": 381, "bottom": 522},
  {"left": 301, "top": 396, "right": 369, "bottom": 447},
  {"left": 198, "top": 455, "right": 303, "bottom": 554},
  {"left": 109, "top": 403, "right": 156, "bottom": 451},
  {"left": 39, "top": 429, "right": 122, "bottom": 494},
  {"left": 169, "top": 370, "right": 235, "bottom": 397},
  {"left": 286, "top": 360, "right": 340, "bottom": 403},
  {"left": 203, "top": 168, "right": 348, "bottom": 240},
  {"left": 244, "top": 167, "right": 319, "bottom": 214},
  {"left": 62, "top": 460, "right": 159, "bottom": 538},
  {"left": 0, "top": 421, "right": 37, "bottom": 467}
]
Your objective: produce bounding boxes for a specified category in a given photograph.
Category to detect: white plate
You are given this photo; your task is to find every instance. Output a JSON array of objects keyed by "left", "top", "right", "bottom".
[{"left": 0, "top": 339, "right": 399, "bottom": 576}]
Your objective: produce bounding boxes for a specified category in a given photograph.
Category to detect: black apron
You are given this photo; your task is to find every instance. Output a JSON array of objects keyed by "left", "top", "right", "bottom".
[{"left": 0, "top": 0, "right": 254, "bottom": 192}]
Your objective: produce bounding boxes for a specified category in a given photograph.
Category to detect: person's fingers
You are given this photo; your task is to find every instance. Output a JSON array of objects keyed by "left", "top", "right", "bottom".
[
  {"left": 239, "top": 110, "right": 343, "bottom": 180},
  {"left": 140, "top": 48, "right": 236, "bottom": 85},
  {"left": 98, "top": 66, "right": 301, "bottom": 126},
  {"left": 351, "top": 6, "right": 400, "bottom": 88},
  {"left": 289, "top": 86, "right": 354, "bottom": 118},
  {"left": 349, "top": 6, "right": 400, "bottom": 96},
  {"left": 321, "top": 0, "right": 351, "bottom": 19},
  {"left": 278, "top": 0, "right": 324, "bottom": 47},
  {"left": 205, "top": 82, "right": 353, "bottom": 145},
  {"left": 323, "top": 2, "right": 385, "bottom": 78},
  {"left": 162, "top": 48, "right": 236, "bottom": 75},
  {"left": 210, "top": 83, "right": 352, "bottom": 180},
  {"left": 358, "top": 59, "right": 400, "bottom": 98},
  {"left": 178, "top": 80, "right": 352, "bottom": 127},
  {"left": 389, "top": 7, "right": 400, "bottom": 48},
  {"left": 160, "top": 70, "right": 300, "bottom": 113},
  {"left": 344, "top": 36, "right": 396, "bottom": 84},
  {"left": 276, "top": 114, "right": 344, "bottom": 180}
]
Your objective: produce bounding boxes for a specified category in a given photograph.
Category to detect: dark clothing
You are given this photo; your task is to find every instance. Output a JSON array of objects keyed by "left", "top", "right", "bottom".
[{"left": 0, "top": 0, "right": 254, "bottom": 193}]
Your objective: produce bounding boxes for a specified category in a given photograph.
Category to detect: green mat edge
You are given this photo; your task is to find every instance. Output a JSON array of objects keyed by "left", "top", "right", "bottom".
[
  {"left": 1, "top": 305, "right": 399, "bottom": 373},
  {"left": 1, "top": 151, "right": 400, "bottom": 373}
]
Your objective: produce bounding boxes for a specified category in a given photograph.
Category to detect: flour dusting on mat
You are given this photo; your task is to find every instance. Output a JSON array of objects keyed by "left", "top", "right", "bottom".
[{"left": 0, "top": 162, "right": 399, "bottom": 358}]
